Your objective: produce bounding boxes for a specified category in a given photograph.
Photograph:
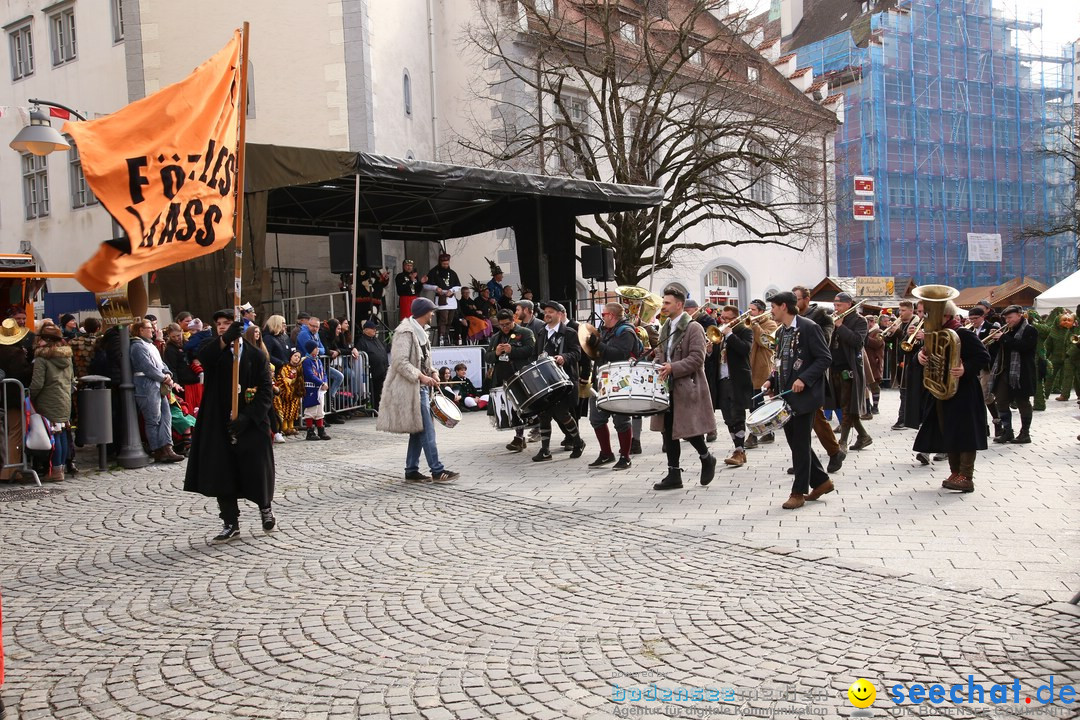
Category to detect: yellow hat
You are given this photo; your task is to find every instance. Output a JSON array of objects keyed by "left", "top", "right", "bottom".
[{"left": 0, "top": 318, "right": 29, "bottom": 346}]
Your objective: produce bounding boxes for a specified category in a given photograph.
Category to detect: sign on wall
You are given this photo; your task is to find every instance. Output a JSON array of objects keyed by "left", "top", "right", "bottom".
[
  {"left": 967, "top": 233, "right": 1002, "bottom": 262},
  {"left": 854, "top": 176, "right": 875, "bottom": 196},
  {"left": 855, "top": 277, "right": 895, "bottom": 297},
  {"left": 853, "top": 201, "right": 875, "bottom": 221}
]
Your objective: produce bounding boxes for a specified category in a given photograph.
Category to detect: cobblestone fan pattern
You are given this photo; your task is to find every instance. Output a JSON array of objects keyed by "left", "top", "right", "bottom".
[{"left": 2, "top": 423, "right": 1078, "bottom": 719}]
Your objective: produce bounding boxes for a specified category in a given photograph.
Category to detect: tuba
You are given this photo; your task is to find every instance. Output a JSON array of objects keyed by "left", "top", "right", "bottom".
[{"left": 912, "top": 284, "right": 962, "bottom": 400}]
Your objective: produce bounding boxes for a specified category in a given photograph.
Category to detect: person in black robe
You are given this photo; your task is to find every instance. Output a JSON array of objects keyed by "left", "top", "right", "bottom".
[
  {"left": 912, "top": 301, "right": 991, "bottom": 493},
  {"left": 183, "top": 310, "right": 276, "bottom": 542},
  {"left": 688, "top": 300, "right": 720, "bottom": 442}
]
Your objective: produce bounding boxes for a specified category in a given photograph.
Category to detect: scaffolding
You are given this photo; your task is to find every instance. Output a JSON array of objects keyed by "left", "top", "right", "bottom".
[{"left": 795, "top": 0, "right": 1076, "bottom": 287}]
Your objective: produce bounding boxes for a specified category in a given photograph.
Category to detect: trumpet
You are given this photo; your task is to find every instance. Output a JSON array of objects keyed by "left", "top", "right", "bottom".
[
  {"left": 706, "top": 309, "right": 753, "bottom": 343},
  {"left": 760, "top": 328, "right": 779, "bottom": 351},
  {"left": 983, "top": 326, "right": 1011, "bottom": 347},
  {"left": 899, "top": 317, "right": 924, "bottom": 353},
  {"left": 1071, "top": 334, "right": 1080, "bottom": 345},
  {"left": 881, "top": 320, "right": 904, "bottom": 338}
]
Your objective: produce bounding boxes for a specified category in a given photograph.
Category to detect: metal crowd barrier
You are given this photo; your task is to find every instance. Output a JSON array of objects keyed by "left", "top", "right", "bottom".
[
  {"left": 279, "top": 291, "right": 352, "bottom": 327},
  {"left": 1, "top": 378, "right": 41, "bottom": 486},
  {"left": 321, "top": 351, "right": 373, "bottom": 415}
]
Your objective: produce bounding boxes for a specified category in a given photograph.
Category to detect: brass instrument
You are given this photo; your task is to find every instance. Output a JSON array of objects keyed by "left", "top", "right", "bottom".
[
  {"left": 832, "top": 298, "right": 866, "bottom": 323},
  {"left": 1071, "top": 334, "right": 1080, "bottom": 345},
  {"left": 899, "top": 317, "right": 924, "bottom": 353},
  {"left": 912, "top": 284, "right": 962, "bottom": 401},
  {"left": 706, "top": 309, "right": 753, "bottom": 344},
  {"left": 615, "top": 286, "right": 663, "bottom": 324},
  {"left": 982, "top": 325, "right": 1011, "bottom": 347},
  {"left": 760, "top": 327, "right": 779, "bottom": 352},
  {"left": 881, "top": 319, "right": 904, "bottom": 338}
]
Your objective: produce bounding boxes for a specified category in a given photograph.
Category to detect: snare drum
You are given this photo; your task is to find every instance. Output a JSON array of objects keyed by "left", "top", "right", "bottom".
[
  {"left": 505, "top": 356, "right": 573, "bottom": 416},
  {"left": 430, "top": 393, "right": 462, "bottom": 428},
  {"left": 594, "top": 361, "right": 670, "bottom": 416},
  {"left": 488, "top": 386, "right": 524, "bottom": 431},
  {"left": 746, "top": 398, "right": 792, "bottom": 436}
]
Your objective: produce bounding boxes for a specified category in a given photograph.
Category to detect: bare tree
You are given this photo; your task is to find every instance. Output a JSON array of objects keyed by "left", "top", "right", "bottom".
[
  {"left": 452, "top": 0, "right": 839, "bottom": 284},
  {"left": 1021, "top": 123, "right": 1080, "bottom": 266}
]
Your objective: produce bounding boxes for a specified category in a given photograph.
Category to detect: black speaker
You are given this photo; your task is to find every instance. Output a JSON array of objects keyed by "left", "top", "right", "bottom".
[
  {"left": 329, "top": 230, "right": 383, "bottom": 273},
  {"left": 581, "top": 245, "right": 615, "bottom": 282}
]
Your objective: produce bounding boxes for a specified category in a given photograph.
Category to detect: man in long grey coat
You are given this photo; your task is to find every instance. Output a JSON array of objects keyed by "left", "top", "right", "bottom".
[
  {"left": 376, "top": 297, "right": 459, "bottom": 482},
  {"left": 651, "top": 286, "right": 717, "bottom": 491}
]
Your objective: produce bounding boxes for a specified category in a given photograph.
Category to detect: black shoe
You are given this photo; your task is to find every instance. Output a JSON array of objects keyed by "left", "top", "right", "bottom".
[
  {"left": 560, "top": 437, "right": 574, "bottom": 450},
  {"left": 569, "top": 440, "right": 586, "bottom": 459},
  {"left": 405, "top": 471, "right": 430, "bottom": 481},
  {"left": 532, "top": 448, "right": 552, "bottom": 462},
  {"left": 212, "top": 522, "right": 240, "bottom": 543},
  {"left": 588, "top": 453, "right": 616, "bottom": 467},
  {"left": 759, "top": 432, "right": 775, "bottom": 444},
  {"left": 994, "top": 430, "right": 1014, "bottom": 443},
  {"left": 872, "top": 403, "right": 880, "bottom": 414},
  {"left": 786, "top": 467, "right": 795, "bottom": 475},
  {"left": 826, "top": 451, "right": 845, "bottom": 473},
  {"left": 306, "top": 429, "right": 319, "bottom": 441},
  {"left": 260, "top": 507, "right": 276, "bottom": 531},
  {"left": 432, "top": 470, "right": 459, "bottom": 482},
  {"left": 506, "top": 437, "right": 527, "bottom": 452},
  {"left": 326, "top": 414, "right": 344, "bottom": 425},
  {"left": 700, "top": 454, "right": 717, "bottom": 486},
  {"left": 318, "top": 428, "right": 332, "bottom": 440},
  {"left": 612, "top": 456, "right": 632, "bottom": 470},
  {"left": 891, "top": 421, "right": 905, "bottom": 430},
  {"left": 630, "top": 439, "right": 643, "bottom": 455},
  {"left": 916, "top": 452, "right": 930, "bottom": 465},
  {"left": 1010, "top": 432, "right": 1031, "bottom": 444},
  {"left": 850, "top": 435, "right": 873, "bottom": 451},
  {"left": 65, "top": 461, "right": 79, "bottom": 475},
  {"left": 706, "top": 432, "right": 718, "bottom": 443},
  {"left": 653, "top": 469, "right": 683, "bottom": 491}
]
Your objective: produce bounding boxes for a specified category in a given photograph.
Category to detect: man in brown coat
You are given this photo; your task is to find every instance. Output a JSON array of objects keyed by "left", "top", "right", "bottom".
[
  {"left": 747, "top": 298, "right": 778, "bottom": 446},
  {"left": 651, "top": 287, "right": 717, "bottom": 491}
]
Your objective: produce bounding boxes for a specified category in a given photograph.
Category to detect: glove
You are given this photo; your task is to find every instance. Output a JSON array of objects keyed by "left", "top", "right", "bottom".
[
  {"left": 587, "top": 333, "right": 600, "bottom": 348},
  {"left": 228, "top": 414, "right": 250, "bottom": 437},
  {"left": 222, "top": 321, "right": 243, "bottom": 344}
]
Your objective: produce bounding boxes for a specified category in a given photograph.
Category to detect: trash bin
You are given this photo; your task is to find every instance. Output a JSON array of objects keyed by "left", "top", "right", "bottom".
[{"left": 77, "top": 375, "right": 113, "bottom": 469}]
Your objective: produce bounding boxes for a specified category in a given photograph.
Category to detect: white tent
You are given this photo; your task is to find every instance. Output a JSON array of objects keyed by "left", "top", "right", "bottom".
[{"left": 1036, "top": 269, "right": 1080, "bottom": 312}]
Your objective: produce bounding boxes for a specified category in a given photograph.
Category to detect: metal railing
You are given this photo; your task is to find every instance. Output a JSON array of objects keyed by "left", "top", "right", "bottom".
[
  {"left": 321, "top": 351, "right": 373, "bottom": 415},
  {"left": 2, "top": 378, "right": 41, "bottom": 486},
  {"left": 279, "top": 291, "right": 351, "bottom": 326}
]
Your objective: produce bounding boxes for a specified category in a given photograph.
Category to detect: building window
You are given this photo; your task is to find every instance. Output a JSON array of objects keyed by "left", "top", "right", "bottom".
[
  {"left": 534, "top": 0, "right": 554, "bottom": 15},
  {"left": 403, "top": 69, "right": 412, "bottom": 117},
  {"left": 110, "top": 0, "right": 123, "bottom": 42},
  {"left": 747, "top": 146, "right": 771, "bottom": 204},
  {"left": 796, "top": 157, "right": 818, "bottom": 206},
  {"left": 747, "top": 65, "right": 759, "bottom": 83},
  {"left": 704, "top": 267, "right": 742, "bottom": 308},
  {"left": 67, "top": 136, "right": 96, "bottom": 209},
  {"left": 557, "top": 93, "right": 589, "bottom": 173},
  {"left": 22, "top": 152, "right": 49, "bottom": 219},
  {"left": 619, "top": 21, "right": 638, "bottom": 45},
  {"left": 9, "top": 22, "right": 34, "bottom": 80},
  {"left": 49, "top": 6, "right": 76, "bottom": 66}
]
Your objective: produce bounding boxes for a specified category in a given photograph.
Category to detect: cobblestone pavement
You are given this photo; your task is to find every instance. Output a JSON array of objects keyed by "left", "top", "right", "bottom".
[{"left": 1, "top": 389, "right": 1077, "bottom": 719}]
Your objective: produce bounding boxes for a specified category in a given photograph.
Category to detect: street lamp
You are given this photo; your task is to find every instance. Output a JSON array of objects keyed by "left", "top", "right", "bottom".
[
  {"left": 7, "top": 98, "right": 151, "bottom": 470},
  {"left": 9, "top": 99, "right": 86, "bottom": 156}
]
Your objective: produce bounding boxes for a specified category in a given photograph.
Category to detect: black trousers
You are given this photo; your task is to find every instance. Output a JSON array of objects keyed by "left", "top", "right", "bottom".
[
  {"left": 539, "top": 397, "right": 579, "bottom": 448},
  {"left": 993, "top": 374, "right": 1032, "bottom": 432},
  {"left": 718, "top": 378, "right": 747, "bottom": 449},
  {"left": 783, "top": 411, "right": 829, "bottom": 495},
  {"left": 217, "top": 496, "right": 269, "bottom": 523},
  {"left": 662, "top": 405, "right": 708, "bottom": 467},
  {"left": 371, "top": 373, "right": 385, "bottom": 411}
]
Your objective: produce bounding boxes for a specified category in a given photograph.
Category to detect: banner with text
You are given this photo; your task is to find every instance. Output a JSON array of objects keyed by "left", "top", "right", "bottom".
[
  {"left": 855, "top": 277, "right": 895, "bottom": 297},
  {"left": 66, "top": 30, "right": 242, "bottom": 292},
  {"left": 967, "top": 233, "right": 1002, "bottom": 262},
  {"left": 431, "top": 346, "right": 485, "bottom": 388}
]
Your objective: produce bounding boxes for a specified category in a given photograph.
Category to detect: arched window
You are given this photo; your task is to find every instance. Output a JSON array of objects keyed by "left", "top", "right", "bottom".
[
  {"left": 704, "top": 266, "right": 743, "bottom": 309},
  {"left": 403, "top": 69, "right": 412, "bottom": 117}
]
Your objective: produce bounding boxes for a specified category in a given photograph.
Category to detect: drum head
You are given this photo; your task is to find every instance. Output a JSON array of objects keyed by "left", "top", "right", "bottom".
[{"left": 747, "top": 398, "right": 786, "bottom": 424}]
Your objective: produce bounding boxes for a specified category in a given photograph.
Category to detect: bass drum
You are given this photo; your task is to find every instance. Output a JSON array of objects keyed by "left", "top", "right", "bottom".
[
  {"left": 594, "top": 361, "right": 670, "bottom": 416},
  {"left": 505, "top": 356, "right": 573, "bottom": 416},
  {"left": 488, "top": 386, "right": 524, "bottom": 431}
]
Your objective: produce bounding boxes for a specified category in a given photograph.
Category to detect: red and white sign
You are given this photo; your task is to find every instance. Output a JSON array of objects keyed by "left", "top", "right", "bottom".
[
  {"left": 853, "top": 201, "right": 875, "bottom": 221},
  {"left": 854, "top": 175, "right": 875, "bottom": 196}
]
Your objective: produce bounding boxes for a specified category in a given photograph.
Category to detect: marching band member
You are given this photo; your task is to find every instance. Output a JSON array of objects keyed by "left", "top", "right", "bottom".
[
  {"left": 423, "top": 253, "right": 461, "bottom": 346},
  {"left": 747, "top": 299, "right": 777, "bottom": 447},
  {"left": 966, "top": 306, "right": 1001, "bottom": 437},
  {"left": 689, "top": 299, "right": 720, "bottom": 444},
  {"left": 651, "top": 287, "right": 717, "bottom": 491},
  {"left": 714, "top": 305, "right": 754, "bottom": 467},
  {"left": 913, "top": 300, "right": 991, "bottom": 493},
  {"left": 793, "top": 286, "right": 845, "bottom": 473},
  {"left": 583, "top": 303, "right": 641, "bottom": 470},
  {"left": 829, "top": 292, "right": 872, "bottom": 452},
  {"left": 485, "top": 309, "right": 537, "bottom": 452},
  {"left": 763, "top": 292, "right": 833, "bottom": 509},
  {"left": 630, "top": 311, "right": 661, "bottom": 454},
  {"left": 395, "top": 260, "right": 425, "bottom": 323},
  {"left": 991, "top": 305, "right": 1038, "bottom": 444},
  {"left": 531, "top": 301, "right": 587, "bottom": 461},
  {"left": 890, "top": 300, "right": 918, "bottom": 430},
  {"left": 864, "top": 315, "right": 884, "bottom": 415}
]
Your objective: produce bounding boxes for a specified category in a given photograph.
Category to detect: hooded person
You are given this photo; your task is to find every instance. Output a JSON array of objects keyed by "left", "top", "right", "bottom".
[{"left": 183, "top": 310, "right": 277, "bottom": 542}]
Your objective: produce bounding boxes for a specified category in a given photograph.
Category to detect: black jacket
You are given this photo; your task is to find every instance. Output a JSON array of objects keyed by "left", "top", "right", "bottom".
[
  {"left": 719, "top": 322, "right": 754, "bottom": 410},
  {"left": 263, "top": 331, "right": 291, "bottom": 373},
  {"left": 485, "top": 324, "right": 536, "bottom": 384},
  {"left": 914, "top": 328, "right": 991, "bottom": 452},
  {"left": 828, "top": 310, "right": 867, "bottom": 413},
  {"left": 395, "top": 272, "right": 423, "bottom": 297},
  {"left": 801, "top": 304, "right": 835, "bottom": 345},
  {"left": 992, "top": 320, "right": 1038, "bottom": 397},
  {"left": 163, "top": 343, "right": 200, "bottom": 385},
  {"left": 355, "top": 333, "right": 390, "bottom": 378},
  {"left": 536, "top": 322, "right": 581, "bottom": 388},
  {"left": 768, "top": 315, "right": 831, "bottom": 416},
  {"left": 590, "top": 320, "right": 640, "bottom": 389}
]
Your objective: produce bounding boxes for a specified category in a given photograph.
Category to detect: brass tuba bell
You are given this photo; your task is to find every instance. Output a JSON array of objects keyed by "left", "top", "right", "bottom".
[{"left": 911, "top": 284, "right": 962, "bottom": 400}]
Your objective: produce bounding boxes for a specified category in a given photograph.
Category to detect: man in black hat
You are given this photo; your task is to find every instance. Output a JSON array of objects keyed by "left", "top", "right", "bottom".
[
  {"left": 424, "top": 253, "right": 461, "bottom": 346},
  {"left": 355, "top": 320, "right": 389, "bottom": 410},
  {"left": 991, "top": 304, "right": 1038, "bottom": 443},
  {"left": 485, "top": 309, "right": 537, "bottom": 452},
  {"left": 531, "top": 301, "right": 586, "bottom": 461},
  {"left": 184, "top": 310, "right": 276, "bottom": 542},
  {"left": 829, "top": 291, "right": 872, "bottom": 453}
]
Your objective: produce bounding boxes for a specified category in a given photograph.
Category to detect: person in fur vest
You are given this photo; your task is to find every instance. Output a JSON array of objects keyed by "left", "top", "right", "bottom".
[{"left": 376, "top": 297, "right": 459, "bottom": 482}]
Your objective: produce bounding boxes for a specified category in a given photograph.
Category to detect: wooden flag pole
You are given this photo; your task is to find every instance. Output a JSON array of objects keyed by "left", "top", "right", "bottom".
[{"left": 230, "top": 21, "right": 251, "bottom": 421}]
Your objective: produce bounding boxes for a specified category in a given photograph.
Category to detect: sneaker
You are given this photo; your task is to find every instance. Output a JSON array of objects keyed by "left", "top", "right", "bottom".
[
  {"left": 273, "top": 432, "right": 286, "bottom": 444},
  {"left": 404, "top": 471, "right": 430, "bottom": 481},
  {"left": 569, "top": 439, "right": 586, "bottom": 459},
  {"left": 506, "top": 437, "right": 527, "bottom": 452},
  {"left": 432, "top": 470, "right": 459, "bottom": 482},
  {"left": 260, "top": 507, "right": 276, "bottom": 531},
  {"left": 630, "top": 439, "right": 643, "bottom": 455},
  {"left": 212, "top": 523, "right": 240, "bottom": 543},
  {"left": 532, "top": 449, "right": 553, "bottom": 462},
  {"left": 916, "top": 452, "right": 930, "bottom": 465},
  {"left": 588, "top": 453, "right": 616, "bottom": 467},
  {"left": 612, "top": 456, "right": 632, "bottom": 471}
]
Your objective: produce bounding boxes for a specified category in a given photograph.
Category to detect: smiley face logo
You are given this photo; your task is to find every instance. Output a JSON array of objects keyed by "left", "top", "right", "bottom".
[{"left": 848, "top": 679, "right": 877, "bottom": 708}]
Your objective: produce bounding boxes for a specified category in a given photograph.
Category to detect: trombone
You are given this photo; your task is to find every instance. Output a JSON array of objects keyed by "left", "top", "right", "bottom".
[
  {"left": 983, "top": 326, "right": 1011, "bottom": 347},
  {"left": 833, "top": 299, "right": 866, "bottom": 322},
  {"left": 706, "top": 309, "right": 753, "bottom": 344},
  {"left": 899, "top": 317, "right": 924, "bottom": 353}
]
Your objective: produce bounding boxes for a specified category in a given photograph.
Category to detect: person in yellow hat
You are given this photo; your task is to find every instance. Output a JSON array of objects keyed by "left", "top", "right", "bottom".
[{"left": 0, "top": 319, "right": 31, "bottom": 481}]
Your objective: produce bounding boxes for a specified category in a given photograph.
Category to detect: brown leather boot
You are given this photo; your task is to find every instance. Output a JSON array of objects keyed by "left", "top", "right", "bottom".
[
  {"left": 806, "top": 479, "right": 835, "bottom": 500},
  {"left": 782, "top": 493, "right": 805, "bottom": 509},
  {"left": 724, "top": 449, "right": 746, "bottom": 466},
  {"left": 942, "top": 475, "right": 974, "bottom": 493}
]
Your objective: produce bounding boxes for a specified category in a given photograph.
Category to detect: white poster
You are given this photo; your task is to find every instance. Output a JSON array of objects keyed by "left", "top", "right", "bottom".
[
  {"left": 967, "top": 233, "right": 1002, "bottom": 262},
  {"left": 431, "top": 345, "right": 485, "bottom": 388}
]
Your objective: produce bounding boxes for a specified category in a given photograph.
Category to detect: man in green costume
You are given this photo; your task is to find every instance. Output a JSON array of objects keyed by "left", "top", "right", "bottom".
[
  {"left": 1027, "top": 309, "right": 1053, "bottom": 411},
  {"left": 1044, "top": 308, "right": 1079, "bottom": 401}
]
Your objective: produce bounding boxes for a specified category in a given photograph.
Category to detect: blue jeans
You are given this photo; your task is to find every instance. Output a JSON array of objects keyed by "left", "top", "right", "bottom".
[
  {"left": 406, "top": 387, "right": 444, "bottom": 474},
  {"left": 329, "top": 366, "right": 344, "bottom": 399}
]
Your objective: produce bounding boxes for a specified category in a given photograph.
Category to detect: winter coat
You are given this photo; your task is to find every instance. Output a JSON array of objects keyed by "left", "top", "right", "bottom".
[
  {"left": 767, "top": 315, "right": 832, "bottom": 417},
  {"left": 718, "top": 322, "right": 754, "bottom": 410},
  {"left": 296, "top": 326, "right": 325, "bottom": 356},
  {"left": 163, "top": 342, "right": 199, "bottom": 385},
  {"left": 589, "top": 320, "right": 641, "bottom": 389},
  {"left": 263, "top": 331, "right": 291, "bottom": 373},
  {"left": 535, "top": 322, "right": 582, "bottom": 388},
  {"left": 750, "top": 315, "right": 778, "bottom": 390},
  {"left": 992, "top": 320, "right": 1038, "bottom": 397},
  {"left": 130, "top": 337, "right": 170, "bottom": 400},
  {"left": 864, "top": 325, "right": 884, "bottom": 384},
  {"left": 0, "top": 345, "right": 31, "bottom": 409},
  {"left": 650, "top": 315, "right": 716, "bottom": 439},
  {"left": 376, "top": 318, "right": 435, "bottom": 434},
  {"left": 355, "top": 333, "right": 390, "bottom": 379},
  {"left": 183, "top": 336, "right": 275, "bottom": 507},
  {"left": 301, "top": 355, "right": 327, "bottom": 409},
  {"left": 828, "top": 311, "right": 867, "bottom": 413},
  {"left": 914, "top": 329, "right": 991, "bottom": 453},
  {"left": 484, "top": 324, "right": 536, "bottom": 385},
  {"left": 29, "top": 344, "right": 73, "bottom": 423}
]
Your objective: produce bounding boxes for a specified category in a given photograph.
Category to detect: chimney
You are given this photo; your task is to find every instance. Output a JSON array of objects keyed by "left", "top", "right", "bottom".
[{"left": 781, "top": 0, "right": 804, "bottom": 39}]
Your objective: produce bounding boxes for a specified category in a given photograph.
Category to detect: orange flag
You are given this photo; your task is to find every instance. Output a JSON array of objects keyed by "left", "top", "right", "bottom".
[{"left": 65, "top": 30, "right": 242, "bottom": 292}]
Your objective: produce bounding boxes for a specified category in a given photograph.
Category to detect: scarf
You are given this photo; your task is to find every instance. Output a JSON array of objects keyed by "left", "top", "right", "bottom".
[
  {"left": 659, "top": 313, "right": 691, "bottom": 359},
  {"left": 990, "top": 319, "right": 1025, "bottom": 389}
]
